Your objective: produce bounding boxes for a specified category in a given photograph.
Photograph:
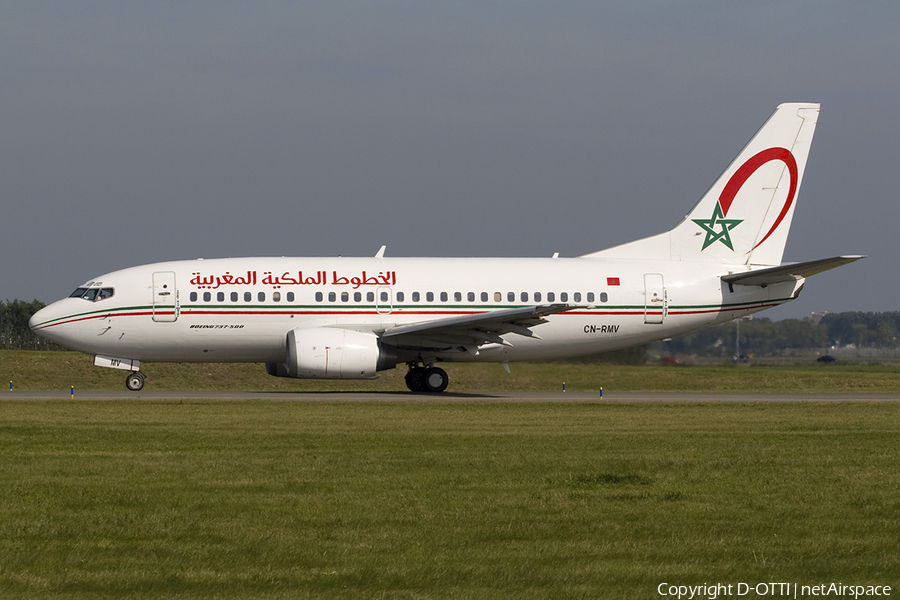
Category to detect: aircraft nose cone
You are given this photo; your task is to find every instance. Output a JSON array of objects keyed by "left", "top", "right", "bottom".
[
  {"left": 28, "top": 302, "right": 69, "bottom": 345},
  {"left": 29, "top": 306, "right": 49, "bottom": 333}
]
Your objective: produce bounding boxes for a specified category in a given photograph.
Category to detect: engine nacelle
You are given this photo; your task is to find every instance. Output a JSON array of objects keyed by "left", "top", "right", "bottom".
[{"left": 266, "top": 327, "right": 395, "bottom": 379}]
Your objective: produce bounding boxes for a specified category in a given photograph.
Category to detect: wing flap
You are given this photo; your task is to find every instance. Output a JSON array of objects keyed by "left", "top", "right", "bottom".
[{"left": 381, "top": 304, "right": 575, "bottom": 350}]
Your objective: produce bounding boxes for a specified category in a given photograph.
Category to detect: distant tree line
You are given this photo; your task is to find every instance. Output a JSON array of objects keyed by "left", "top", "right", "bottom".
[
  {"left": 0, "top": 300, "right": 63, "bottom": 350},
  {"left": 665, "top": 312, "right": 900, "bottom": 357}
]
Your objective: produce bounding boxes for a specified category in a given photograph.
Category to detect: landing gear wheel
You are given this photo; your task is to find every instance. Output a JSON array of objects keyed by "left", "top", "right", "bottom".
[
  {"left": 125, "top": 371, "right": 145, "bottom": 392},
  {"left": 423, "top": 367, "right": 449, "bottom": 393},
  {"left": 405, "top": 367, "right": 426, "bottom": 392}
]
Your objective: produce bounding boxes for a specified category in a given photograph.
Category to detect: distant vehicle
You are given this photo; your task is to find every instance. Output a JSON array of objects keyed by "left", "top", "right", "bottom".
[
  {"left": 30, "top": 103, "right": 863, "bottom": 393},
  {"left": 817, "top": 355, "right": 837, "bottom": 364}
]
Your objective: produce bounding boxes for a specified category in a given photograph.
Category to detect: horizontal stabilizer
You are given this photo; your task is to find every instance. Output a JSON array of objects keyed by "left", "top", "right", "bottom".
[{"left": 721, "top": 255, "right": 865, "bottom": 287}]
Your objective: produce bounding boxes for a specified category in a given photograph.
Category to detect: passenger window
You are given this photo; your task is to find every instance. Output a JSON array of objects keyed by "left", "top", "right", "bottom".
[
  {"left": 560, "top": 292, "right": 568, "bottom": 302},
  {"left": 521, "top": 292, "right": 528, "bottom": 302},
  {"left": 426, "top": 292, "right": 434, "bottom": 302},
  {"left": 600, "top": 292, "right": 608, "bottom": 303},
  {"left": 468, "top": 292, "right": 475, "bottom": 302},
  {"left": 547, "top": 292, "right": 555, "bottom": 302},
  {"left": 412, "top": 292, "right": 420, "bottom": 302},
  {"left": 287, "top": 292, "right": 294, "bottom": 302},
  {"left": 258, "top": 292, "right": 266, "bottom": 302},
  {"left": 231, "top": 292, "right": 238, "bottom": 302},
  {"left": 574, "top": 292, "right": 581, "bottom": 302},
  {"left": 396, "top": 291, "right": 405, "bottom": 302},
  {"left": 190, "top": 292, "right": 198, "bottom": 302},
  {"left": 316, "top": 292, "right": 323, "bottom": 302},
  {"left": 587, "top": 292, "right": 595, "bottom": 302},
  {"left": 494, "top": 292, "right": 501, "bottom": 302},
  {"left": 367, "top": 292, "right": 375, "bottom": 302},
  {"left": 217, "top": 292, "right": 225, "bottom": 302},
  {"left": 380, "top": 291, "right": 388, "bottom": 302},
  {"left": 341, "top": 292, "right": 349, "bottom": 302},
  {"left": 454, "top": 292, "right": 462, "bottom": 302},
  {"left": 440, "top": 292, "right": 448, "bottom": 302},
  {"left": 203, "top": 292, "right": 211, "bottom": 302},
  {"left": 354, "top": 292, "right": 362, "bottom": 302},
  {"left": 273, "top": 292, "right": 281, "bottom": 302},
  {"left": 328, "top": 292, "right": 336, "bottom": 302},
  {"left": 481, "top": 292, "right": 488, "bottom": 302},
  {"left": 534, "top": 292, "right": 541, "bottom": 302},
  {"left": 244, "top": 292, "right": 252, "bottom": 302}
]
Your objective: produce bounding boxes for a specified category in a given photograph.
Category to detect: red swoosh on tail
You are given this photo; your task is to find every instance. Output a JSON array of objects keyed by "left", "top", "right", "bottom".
[{"left": 718, "top": 147, "right": 798, "bottom": 253}]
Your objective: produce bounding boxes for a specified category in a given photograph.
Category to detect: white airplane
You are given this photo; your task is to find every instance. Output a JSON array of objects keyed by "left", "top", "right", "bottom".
[{"left": 30, "top": 103, "right": 863, "bottom": 393}]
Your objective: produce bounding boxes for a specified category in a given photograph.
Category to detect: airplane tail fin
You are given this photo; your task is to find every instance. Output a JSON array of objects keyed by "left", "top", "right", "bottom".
[{"left": 584, "top": 103, "right": 820, "bottom": 266}]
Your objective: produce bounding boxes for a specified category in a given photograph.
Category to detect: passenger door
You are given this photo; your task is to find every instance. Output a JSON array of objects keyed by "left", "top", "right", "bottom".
[{"left": 152, "top": 271, "right": 179, "bottom": 322}]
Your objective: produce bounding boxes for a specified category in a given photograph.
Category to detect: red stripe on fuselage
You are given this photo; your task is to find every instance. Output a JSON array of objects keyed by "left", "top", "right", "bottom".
[{"left": 37, "top": 301, "right": 785, "bottom": 330}]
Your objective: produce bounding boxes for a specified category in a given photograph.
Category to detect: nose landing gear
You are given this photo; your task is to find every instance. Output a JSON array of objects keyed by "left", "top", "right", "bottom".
[{"left": 125, "top": 371, "right": 146, "bottom": 392}]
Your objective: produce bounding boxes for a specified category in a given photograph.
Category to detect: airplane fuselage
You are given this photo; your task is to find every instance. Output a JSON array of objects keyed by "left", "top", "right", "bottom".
[{"left": 31, "top": 255, "right": 800, "bottom": 366}]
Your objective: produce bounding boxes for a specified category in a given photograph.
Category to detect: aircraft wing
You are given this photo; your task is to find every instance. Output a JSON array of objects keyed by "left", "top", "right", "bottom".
[
  {"left": 380, "top": 304, "right": 576, "bottom": 352},
  {"left": 721, "top": 255, "right": 865, "bottom": 287}
]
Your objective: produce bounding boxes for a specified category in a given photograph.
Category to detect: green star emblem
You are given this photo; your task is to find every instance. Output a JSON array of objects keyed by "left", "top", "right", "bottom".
[{"left": 692, "top": 202, "right": 743, "bottom": 251}]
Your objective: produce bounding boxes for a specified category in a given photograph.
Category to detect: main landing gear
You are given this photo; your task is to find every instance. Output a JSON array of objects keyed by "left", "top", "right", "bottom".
[
  {"left": 125, "top": 371, "right": 146, "bottom": 392},
  {"left": 405, "top": 363, "right": 449, "bottom": 393}
]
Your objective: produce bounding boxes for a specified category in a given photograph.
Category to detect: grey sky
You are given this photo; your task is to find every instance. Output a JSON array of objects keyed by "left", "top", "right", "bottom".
[{"left": 2, "top": 2, "right": 898, "bottom": 319}]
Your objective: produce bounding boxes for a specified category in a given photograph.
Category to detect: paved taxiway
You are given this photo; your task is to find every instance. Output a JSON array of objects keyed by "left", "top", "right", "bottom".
[{"left": 5, "top": 391, "right": 900, "bottom": 402}]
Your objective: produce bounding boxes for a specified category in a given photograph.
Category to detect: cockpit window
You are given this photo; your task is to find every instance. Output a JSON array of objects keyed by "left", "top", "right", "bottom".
[{"left": 69, "top": 287, "right": 115, "bottom": 302}]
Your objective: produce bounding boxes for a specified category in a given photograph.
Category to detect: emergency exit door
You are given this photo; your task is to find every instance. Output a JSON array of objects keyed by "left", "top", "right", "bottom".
[{"left": 643, "top": 273, "right": 666, "bottom": 324}]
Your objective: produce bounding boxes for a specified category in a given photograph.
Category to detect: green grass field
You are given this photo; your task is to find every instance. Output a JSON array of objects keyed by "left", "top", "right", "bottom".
[
  {"left": 2, "top": 352, "right": 899, "bottom": 597},
  {"left": 1, "top": 400, "right": 899, "bottom": 599},
  {"left": 5, "top": 350, "right": 900, "bottom": 393}
]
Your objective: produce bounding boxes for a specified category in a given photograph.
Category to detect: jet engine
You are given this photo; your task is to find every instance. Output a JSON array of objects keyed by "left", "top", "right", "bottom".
[{"left": 266, "top": 327, "right": 397, "bottom": 379}]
